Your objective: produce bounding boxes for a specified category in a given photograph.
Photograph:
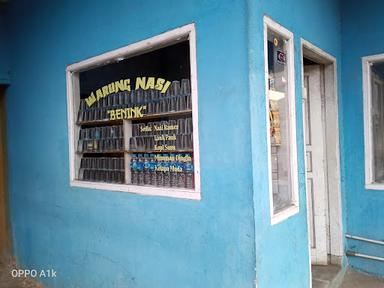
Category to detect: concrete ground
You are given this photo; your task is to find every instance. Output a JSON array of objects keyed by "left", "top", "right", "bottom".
[
  {"left": 340, "top": 269, "right": 384, "bottom": 288},
  {"left": 312, "top": 264, "right": 341, "bottom": 287},
  {"left": 312, "top": 265, "right": 384, "bottom": 288}
]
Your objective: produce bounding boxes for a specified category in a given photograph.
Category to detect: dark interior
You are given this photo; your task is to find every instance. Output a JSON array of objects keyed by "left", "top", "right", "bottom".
[{"left": 79, "top": 41, "right": 190, "bottom": 98}]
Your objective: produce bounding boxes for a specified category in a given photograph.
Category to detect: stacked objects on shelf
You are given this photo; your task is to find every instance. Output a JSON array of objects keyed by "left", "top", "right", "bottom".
[
  {"left": 77, "top": 125, "right": 124, "bottom": 153},
  {"left": 130, "top": 153, "right": 194, "bottom": 189},
  {"left": 77, "top": 79, "right": 192, "bottom": 123},
  {"left": 79, "top": 157, "right": 125, "bottom": 183},
  {"left": 129, "top": 117, "right": 193, "bottom": 152},
  {"left": 76, "top": 78, "right": 195, "bottom": 188}
]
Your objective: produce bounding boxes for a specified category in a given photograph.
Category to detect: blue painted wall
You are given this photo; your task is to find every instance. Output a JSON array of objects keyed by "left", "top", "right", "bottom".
[
  {"left": 10, "top": 0, "right": 384, "bottom": 286},
  {"left": 341, "top": 0, "right": 384, "bottom": 277},
  {"left": 247, "top": 0, "right": 342, "bottom": 287},
  {"left": 5, "top": 0, "right": 256, "bottom": 287},
  {"left": 0, "top": 5, "right": 10, "bottom": 84}
]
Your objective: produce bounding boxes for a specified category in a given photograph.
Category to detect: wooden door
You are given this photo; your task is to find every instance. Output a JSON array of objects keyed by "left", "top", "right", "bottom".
[{"left": 303, "top": 66, "right": 328, "bottom": 265}]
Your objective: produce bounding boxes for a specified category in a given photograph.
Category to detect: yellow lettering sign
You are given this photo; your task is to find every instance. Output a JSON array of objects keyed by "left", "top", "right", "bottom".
[
  {"left": 135, "top": 77, "right": 146, "bottom": 90},
  {"left": 85, "top": 93, "right": 96, "bottom": 107},
  {"left": 146, "top": 77, "right": 155, "bottom": 90},
  {"left": 123, "top": 79, "right": 131, "bottom": 91},
  {"left": 106, "top": 105, "right": 147, "bottom": 120},
  {"left": 107, "top": 110, "right": 116, "bottom": 120},
  {"left": 161, "top": 80, "right": 171, "bottom": 94},
  {"left": 86, "top": 77, "right": 172, "bottom": 107},
  {"left": 155, "top": 78, "right": 165, "bottom": 90}
]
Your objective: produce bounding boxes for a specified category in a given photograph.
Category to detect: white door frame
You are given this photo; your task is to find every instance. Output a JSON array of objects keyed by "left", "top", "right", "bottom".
[
  {"left": 304, "top": 64, "right": 329, "bottom": 264},
  {"left": 300, "top": 39, "right": 343, "bottom": 268}
]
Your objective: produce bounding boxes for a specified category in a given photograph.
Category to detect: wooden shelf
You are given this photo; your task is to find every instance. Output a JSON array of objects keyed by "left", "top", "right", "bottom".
[
  {"left": 77, "top": 150, "right": 125, "bottom": 154},
  {"left": 76, "top": 109, "right": 192, "bottom": 126},
  {"left": 131, "top": 109, "right": 192, "bottom": 121},
  {"left": 79, "top": 168, "right": 125, "bottom": 172},
  {"left": 125, "top": 150, "right": 193, "bottom": 154},
  {"left": 77, "top": 118, "right": 123, "bottom": 127}
]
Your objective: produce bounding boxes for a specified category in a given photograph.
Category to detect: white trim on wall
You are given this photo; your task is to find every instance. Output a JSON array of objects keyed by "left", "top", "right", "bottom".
[
  {"left": 363, "top": 53, "right": 384, "bottom": 190},
  {"left": 66, "top": 23, "right": 201, "bottom": 200},
  {"left": 263, "top": 16, "right": 299, "bottom": 225}
]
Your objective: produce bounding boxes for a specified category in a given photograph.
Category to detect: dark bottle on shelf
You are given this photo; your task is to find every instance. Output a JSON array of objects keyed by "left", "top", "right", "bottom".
[
  {"left": 88, "top": 109, "right": 95, "bottom": 121},
  {"left": 143, "top": 154, "right": 151, "bottom": 185},
  {"left": 177, "top": 170, "right": 186, "bottom": 188},
  {"left": 136, "top": 89, "right": 144, "bottom": 105},
  {"left": 80, "top": 99, "right": 86, "bottom": 109},
  {"left": 147, "top": 96, "right": 154, "bottom": 115},
  {"left": 170, "top": 156, "right": 178, "bottom": 187},
  {"left": 163, "top": 154, "right": 171, "bottom": 187},
  {"left": 172, "top": 81, "right": 181, "bottom": 97},
  {"left": 83, "top": 170, "right": 90, "bottom": 181},
  {"left": 185, "top": 117, "right": 193, "bottom": 134},
  {"left": 130, "top": 90, "right": 137, "bottom": 105},
  {"left": 78, "top": 167, "right": 85, "bottom": 181},
  {"left": 80, "top": 157, "right": 86, "bottom": 169},
  {"left": 100, "top": 98, "right": 106, "bottom": 109},
  {"left": 78, "top": 99, "right": 86, "bottom": 122},
  {"left": 185, "top": 154, "right": 194, "bottom": 189},
  {"left": 124, "top": 90, "right": 131, "bottom": 106},
  {"left": 181, "top": 79, "right": 192, "bottom": 110},
  {"left": 165, "top": 86, "right": 172, "bottom": 113},
  {"left": 160, "top": 97, "right": 167, "bottom": 113},
  {"left": 165, "top": 84, "right": 172, "bottom": 98},
  {"left": 143, "top": 89, "right": 149, "bottom": 105},
  {"left": 132, "top": 123, "right": 138, "bottom": 137},
  {"left": 130, "top": 154, "right": 138, "bottom": 185},
  {"left": 147, "top": 90, "right": 156, "bottom": 115},
  {"left": 149, "top": 154, "right": 157, "bottom": 186},
  {"left": 95, "top": 108, "right": 101, "bottom": 120},
  {"left": 170, "top": 81, "right": 180, "bottom": 112},
  {"left": 176, "top": 155, "right": 186, "bottom": 188},
  {"left": 118, "top": 92, "right": 124, "bottom": 107},
  {"left": 181, "top": 79, "right": 191, "bottom": 94},
  {"left": 119, "top": 171, "right": 125, "bottom": 184},
  {"left": 156, "top": 154, "right": 164, "bottom": 187},
  {"left": 152, "top": 90, "right": 160, "bottom": 114},
  {"left": 112, "top": 93, "right": 119, "bottom": 107},
  {"left": 129, "top": 137, "right": 137, "bottom": 151},
  {"left": 151, "top": 89, "right": 160, "bottom": 101},
  {"left": 137, "top": 154, "right": 145, "bottom": 185},
  {"left": 177, "top": 118, "right": 185, "bottom": 134},
  {"left": 107, "top": 94, "right": 113, "bottom": 108}
]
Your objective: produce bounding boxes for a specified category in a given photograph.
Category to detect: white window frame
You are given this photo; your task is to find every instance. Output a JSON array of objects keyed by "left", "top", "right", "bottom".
[
  {"left": 264, "top": 16, "right": 299, "bottom": 224},
  {"left": 363, "top": 53, "right": 384, "bottom": 190},
  {"left": 66, "top": 23, "right": 201, "bottom": 200}
]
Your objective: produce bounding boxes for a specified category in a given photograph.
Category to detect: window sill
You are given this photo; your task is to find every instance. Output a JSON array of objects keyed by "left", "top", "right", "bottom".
[
  {"left": 365, "top": 183, "right": 384, "bottom": 191},
  {"left": 271, "top": 204, "right": 299, "bottom": 225},
  {"left": 70, "top": 180, "right": 201, "bottom": 200}
]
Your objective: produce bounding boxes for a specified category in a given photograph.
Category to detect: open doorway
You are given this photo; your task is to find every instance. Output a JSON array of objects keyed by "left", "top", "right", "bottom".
[{"left": 301, "top": 41, "right": 343, "bottom": 286}]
